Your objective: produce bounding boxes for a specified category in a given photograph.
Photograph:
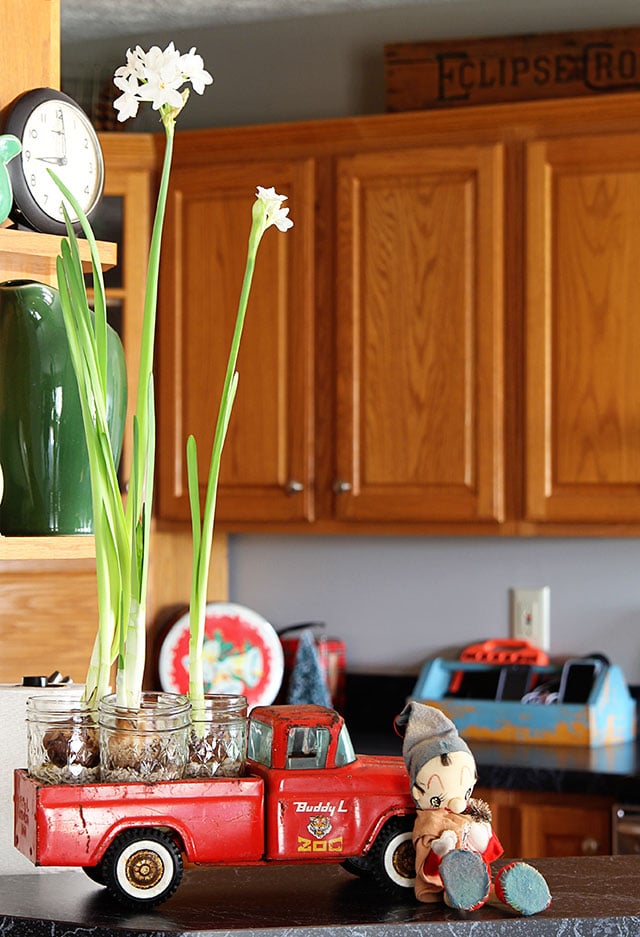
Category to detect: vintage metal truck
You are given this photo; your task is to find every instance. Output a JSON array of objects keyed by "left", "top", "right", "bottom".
[{"left": 14, "top": 704, "right": 417, "bottom": 907}]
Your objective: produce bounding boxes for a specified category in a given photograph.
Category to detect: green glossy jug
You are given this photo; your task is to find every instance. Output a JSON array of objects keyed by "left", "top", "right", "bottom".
[{"left": 0, "top": 279, "right": 127, "bottom": 534}]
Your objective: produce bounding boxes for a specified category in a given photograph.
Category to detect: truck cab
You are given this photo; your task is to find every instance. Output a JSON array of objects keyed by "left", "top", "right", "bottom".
[{"left": 248, "top": 706, "right": 414, "bottom": 865}]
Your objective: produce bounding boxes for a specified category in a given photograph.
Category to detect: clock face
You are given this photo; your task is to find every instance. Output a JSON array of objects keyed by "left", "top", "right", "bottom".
[
  {"left": 20, "top": 99, "right": 103, "bottom": 223},
  {"left": 4, "top": 88, "right": 105, "bottom": 234}
]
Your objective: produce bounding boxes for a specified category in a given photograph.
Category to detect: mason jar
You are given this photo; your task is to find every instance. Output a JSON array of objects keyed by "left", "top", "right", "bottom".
[
  {"left": 26, "top": 696, "right": 100, "bottom": 784},
  {"left": 186, "top": 694, "right": 248, "bottom": 778},
  {"left": 98, "top": 692, "right": 191, "bottom": 783}
]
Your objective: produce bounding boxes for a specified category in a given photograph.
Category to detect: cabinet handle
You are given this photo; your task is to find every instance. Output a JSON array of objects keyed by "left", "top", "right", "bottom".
[
  {"left": 581, "top": 837, "right": 599, "bottom": 854},
  {"left": 333, "top": 479, "right": 352, "bottom": 494},
  {"left": 285, "top": 480, "right": 304, "bottom": 494}
]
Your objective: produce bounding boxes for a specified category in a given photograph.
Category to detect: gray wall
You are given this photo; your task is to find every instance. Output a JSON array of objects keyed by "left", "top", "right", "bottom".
[
  {"left": 62, "top": 0, "right": 640, "bottom": 129},
  {"left": 63, "top": 1, "right": 640, "bottom": 682}
]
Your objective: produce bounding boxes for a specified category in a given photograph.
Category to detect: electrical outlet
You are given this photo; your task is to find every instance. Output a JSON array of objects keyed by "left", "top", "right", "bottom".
[{"left": 510, "top": 587, "right": 550, "bottom": 651}]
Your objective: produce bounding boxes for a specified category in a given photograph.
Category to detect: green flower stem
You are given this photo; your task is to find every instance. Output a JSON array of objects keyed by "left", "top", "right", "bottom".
[
  {"left": 127, "top": 120, "right": 173, "bottom": 533},
  {"left": 188, "top": 213, "right": 266, "bottom": 710},
  {"left": 118, "top": 118, "right": 172, "bottom": 709}
]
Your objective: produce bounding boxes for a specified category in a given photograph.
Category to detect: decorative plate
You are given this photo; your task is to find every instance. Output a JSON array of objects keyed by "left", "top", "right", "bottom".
[{"left": 156, "top": 602, "right": 284, "bottom": 707}]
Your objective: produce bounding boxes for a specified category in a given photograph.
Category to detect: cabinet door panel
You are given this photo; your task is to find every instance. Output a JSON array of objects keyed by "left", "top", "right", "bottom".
[
  {"left": 526, "top": 133, "right": 640, "bottom": 522},
  {"left": 157, "top": 159, "right": 315, "bottom": 523},
  {"left": 519, "top": 803, "right": 611, "bottom": 858},
  {"left": 335, "top": 144, "right": 505, "bottom": 522}
]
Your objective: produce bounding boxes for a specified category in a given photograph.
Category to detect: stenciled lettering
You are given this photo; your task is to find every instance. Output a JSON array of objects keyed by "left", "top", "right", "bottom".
[
  {"left": 436, "top": 53, "right": 473, "bottom": 102},
  {"left": 297, "top": 835, "right": 344, "bottom": 853},
  {"left": 584, "top": 42, "right": 640, "bottom": 90},
  {"left": 293, "top": 799, "right": 348, "bottom": 816},
  {"left": 434, "top": 41, "right": 640, "bottom": 102}
]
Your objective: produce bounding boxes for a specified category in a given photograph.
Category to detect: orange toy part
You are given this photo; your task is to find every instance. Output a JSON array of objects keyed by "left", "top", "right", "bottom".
[{"left": 460, "top": 639, "right": 549, "bottom": 666}]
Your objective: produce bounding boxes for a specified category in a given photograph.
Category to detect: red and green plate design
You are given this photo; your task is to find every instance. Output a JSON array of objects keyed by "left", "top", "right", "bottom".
[{"left": 157, "top": 602, "right": 284, "bottom": 708}]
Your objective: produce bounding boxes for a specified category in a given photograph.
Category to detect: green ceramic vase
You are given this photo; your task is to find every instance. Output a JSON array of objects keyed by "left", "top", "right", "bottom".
[{"left": 0, "top": 279, "right": 127, "bottom": 534}]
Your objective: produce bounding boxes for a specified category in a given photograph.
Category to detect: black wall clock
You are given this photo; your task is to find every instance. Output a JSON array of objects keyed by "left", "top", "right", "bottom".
[{"left": 3, "top": 87, "right": 105, "bottom": 235}]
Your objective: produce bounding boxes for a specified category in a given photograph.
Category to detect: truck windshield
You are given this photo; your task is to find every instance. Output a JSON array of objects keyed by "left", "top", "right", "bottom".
[
  {"left": 287, "top": 726, "right": 329, "bottom": 769},
  {"left": 335, "top": 725, "right": 356, "bottom": 766},
  {"left": 247, "top": 719, "right": 273, "bottom": 767}
]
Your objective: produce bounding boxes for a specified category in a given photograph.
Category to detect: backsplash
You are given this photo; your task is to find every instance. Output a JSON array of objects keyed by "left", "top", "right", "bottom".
[{"left": 229, "top": 535, "right": 640, "bottom": 684}]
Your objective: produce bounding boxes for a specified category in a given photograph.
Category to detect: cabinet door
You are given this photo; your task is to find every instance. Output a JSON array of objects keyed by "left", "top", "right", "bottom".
[
  {"left": 526, "top": 133, "right": 640, "bottom": 522},
  {"left": 157, "top": 158, "right": 315, "bottom": 523},
  {"left": 334, "top": 143, "right": 505, "bottom": 522},
  {"left": 477, "top": 788, "right": 613, "bottom": 859},
  {"left": 519, "top": 802, "right": 611, "bottom": 858}
]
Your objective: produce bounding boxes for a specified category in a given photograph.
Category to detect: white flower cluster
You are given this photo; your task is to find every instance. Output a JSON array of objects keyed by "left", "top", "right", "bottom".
[
  {"left": 113, "top": 42, "right": 213, "bottom": 122},
  {"left": 255, "top": 186, "right": 294, "bottom": 233}
]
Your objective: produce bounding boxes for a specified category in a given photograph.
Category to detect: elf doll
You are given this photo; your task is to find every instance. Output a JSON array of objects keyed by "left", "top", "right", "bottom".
[{"left": 395, "top": 701, "right": 551, "bottom": 916}]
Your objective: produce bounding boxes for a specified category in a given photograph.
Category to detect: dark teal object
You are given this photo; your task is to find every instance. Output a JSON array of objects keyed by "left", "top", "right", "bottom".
[
  {"left": 0, "top": 134, "right": 21, "bottom": 224},
  {"left": 0, "top": 279, "right": 127, "bottom": 534}
]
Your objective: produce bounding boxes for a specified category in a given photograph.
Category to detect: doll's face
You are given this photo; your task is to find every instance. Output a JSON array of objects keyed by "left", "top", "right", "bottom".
[{"left": 412, "top": 750, "right": 477, "bottom": 813}]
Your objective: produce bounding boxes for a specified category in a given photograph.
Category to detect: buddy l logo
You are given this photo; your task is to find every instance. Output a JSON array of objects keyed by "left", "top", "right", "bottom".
[
  {"left": 294, "top": 801, "right": 348, "bottom": 853},
  {"left": 293, "top": 799, "right": 348, "bottom": 816}
]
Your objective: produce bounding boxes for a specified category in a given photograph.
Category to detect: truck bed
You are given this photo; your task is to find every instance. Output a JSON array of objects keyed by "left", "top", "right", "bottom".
[{"left": 14, "top": 769, "right": 265, "bottom": 868}]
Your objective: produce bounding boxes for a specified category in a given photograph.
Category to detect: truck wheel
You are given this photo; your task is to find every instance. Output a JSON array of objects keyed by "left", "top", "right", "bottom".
[
  {"left": 342, "top": 855, "right": 373, "bottom": 878},
  {"left": 369, "top": 815, "right": 416, "bottom": 896},
  {"left": 102, "top": 828, "right": 183, "bottom": 907},
  {"left": 82, "top": 863, "right": 106, "bottom": 885}
]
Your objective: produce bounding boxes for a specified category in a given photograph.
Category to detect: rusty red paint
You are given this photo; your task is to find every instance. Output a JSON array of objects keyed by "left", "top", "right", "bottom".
[{"left": 14, "top": 705, "right": 415, "bottom": 904}]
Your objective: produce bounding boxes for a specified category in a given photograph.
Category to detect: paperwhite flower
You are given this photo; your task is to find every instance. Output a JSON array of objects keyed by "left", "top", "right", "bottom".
[
  {"left": 114, "top": 46, "right": 146, "bottom": 83},
  {"left": 255, "top": 186, "right": 294, "bottom": 233},
  {"left": 113, "top": 42, "right": 213, "bottom": 123},
  {"left": 141, "top": 73, "right": 185, "bottom": 112},
  {"left": 113, "top": 73, "right": 142, "bottom": 120},
  {"left": 179, "top": 47, "right": 213, "bottom": 95}
]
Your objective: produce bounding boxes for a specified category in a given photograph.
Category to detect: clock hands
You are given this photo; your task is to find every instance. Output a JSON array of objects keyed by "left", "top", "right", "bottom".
[
  {"left": 35, "top": 155, "right": 68, "bottom": 165},
  {"left": 57, "top": 109, "right": 67, "bottom": 162},
  {"left": 37, "top": 111, "right": 68, "bottom": 167}
]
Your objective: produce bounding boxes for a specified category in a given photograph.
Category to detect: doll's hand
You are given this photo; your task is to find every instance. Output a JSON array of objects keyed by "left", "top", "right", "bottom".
[
  {"left": 431, "top": 829, "right": 458, "bottom": 857},
  {"left": 467, "top": 821, "right": 491, "bottom": 854}
]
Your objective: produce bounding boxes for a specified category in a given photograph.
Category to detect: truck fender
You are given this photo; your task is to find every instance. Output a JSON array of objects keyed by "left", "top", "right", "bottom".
[
  {"left": 360, "top": 808, "right": 415, "bottom": 856},
  {"left": 88, "top": 816, "right": 194, "bottom": 866},
  {"left": 367, "top": 814, "right": 416, "bottom": 896}
]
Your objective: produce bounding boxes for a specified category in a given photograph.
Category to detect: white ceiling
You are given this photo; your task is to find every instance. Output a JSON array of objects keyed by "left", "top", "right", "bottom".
[{"left": 61, "top": 0, "right": 430, "bottom": 43}]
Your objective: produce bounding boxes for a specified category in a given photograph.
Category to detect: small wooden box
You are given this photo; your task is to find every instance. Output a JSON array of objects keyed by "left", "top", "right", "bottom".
[
  {"left": 385, "top": 26, "right": 640, "bottom": 113},
  {"left": 411, "top": 658, "right": 636, "bottom": 747}
]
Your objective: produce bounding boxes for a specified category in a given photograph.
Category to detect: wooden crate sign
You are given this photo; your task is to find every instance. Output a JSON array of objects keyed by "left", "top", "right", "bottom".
[{"left": 385, "top": 26, "right": 640, "bottom": 112}]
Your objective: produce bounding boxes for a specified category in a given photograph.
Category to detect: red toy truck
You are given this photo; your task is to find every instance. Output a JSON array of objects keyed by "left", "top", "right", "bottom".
[{"left": 14, "top": 704, "right": 417, "bottom": 907}]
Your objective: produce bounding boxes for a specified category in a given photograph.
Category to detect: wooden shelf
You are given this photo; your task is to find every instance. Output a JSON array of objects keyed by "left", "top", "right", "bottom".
[
  {"left": 0, "top": 536, "right": 95, "bottom": 560},
  {"left": 0, "top": 227, "right": 117, "bottom": 288}
]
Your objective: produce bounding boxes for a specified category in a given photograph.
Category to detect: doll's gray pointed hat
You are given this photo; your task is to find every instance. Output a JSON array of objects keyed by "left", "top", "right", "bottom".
[{"left": 395, "top": 701, "right": 472, "bottom": 786}]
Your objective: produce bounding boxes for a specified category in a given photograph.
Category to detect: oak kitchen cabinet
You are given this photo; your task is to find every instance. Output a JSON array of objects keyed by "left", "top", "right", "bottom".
[
  {"left": 156, "top": 122, "right": 506, "bottom": 528},
  {"left": 157, "top": 155, "right": 316, "bottom": 524},
  {"left": 476, "top": 787, "right": 614, "bottom": 859},
  {"left": 155, "top": 92, "right": 640, "bottom": 535},
  {"left": 333, "top": 143, "right": 504, "bottom": 523},
  {"left": 525, "top": 130, "right": 640, "bottom": 524}
]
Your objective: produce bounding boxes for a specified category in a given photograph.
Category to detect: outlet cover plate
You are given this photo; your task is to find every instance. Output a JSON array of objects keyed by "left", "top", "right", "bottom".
[{"left": 510, "top": 587, "right": 550, "bottom": 651}]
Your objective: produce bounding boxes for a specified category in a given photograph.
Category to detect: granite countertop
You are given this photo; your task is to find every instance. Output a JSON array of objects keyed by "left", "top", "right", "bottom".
[{"left": 0, "top": 856, "right": 639, "bottom": 936}]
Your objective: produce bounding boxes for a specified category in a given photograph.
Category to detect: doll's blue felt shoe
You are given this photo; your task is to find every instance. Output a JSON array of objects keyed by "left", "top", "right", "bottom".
[
  {"left": 439, "top": 849, "right": 491, "bottom": 911},
  {"left": 494, "top": 861, "right": 552, "bottom": 916}
]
